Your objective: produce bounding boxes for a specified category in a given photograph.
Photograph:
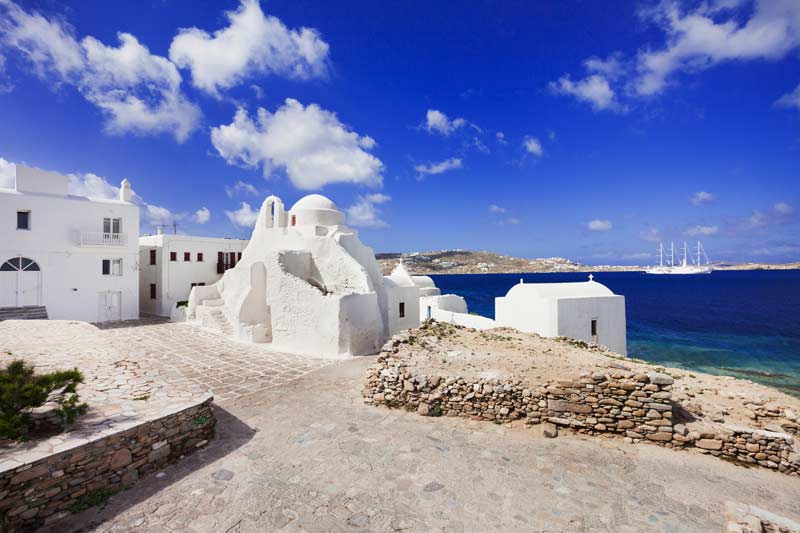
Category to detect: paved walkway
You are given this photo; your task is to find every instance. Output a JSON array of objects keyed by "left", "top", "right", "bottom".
[
  {"left": 1, "top": 319, "right": 332, "bottom": 406},
  {"left": 64, "top": 357, "right": 800, "bottom": 533}
]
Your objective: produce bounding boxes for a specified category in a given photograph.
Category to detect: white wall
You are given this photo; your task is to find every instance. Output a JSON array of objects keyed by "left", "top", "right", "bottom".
[
  {"left": 429, "top": 308, "right": 497, "bottom": 330},
  {"left": 385, "top": 284, "right": 420, "bottom": 335},
  {"left": 419, "top": 293, "right": 467, "bottom": 320},
  {"left": 495, "top": 295, "right": 558, "bottom": 336},
  {"left": 0, "top": 171, "right": 139, "bottom": 322},
  {"left": 139, "top": 234, "right": 248, "bottom": 316},
  {"left": 557, "top": 297, "right": 627, "bottom": 355}
]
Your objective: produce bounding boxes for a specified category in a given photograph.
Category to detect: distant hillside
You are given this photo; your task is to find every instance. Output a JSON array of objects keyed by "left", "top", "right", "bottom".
[
  {"left": 376, "top": 250, "right": 800, "bottom": 275},
  {"left": 376, "top": 250, "right": 639, "bottom": 275}
]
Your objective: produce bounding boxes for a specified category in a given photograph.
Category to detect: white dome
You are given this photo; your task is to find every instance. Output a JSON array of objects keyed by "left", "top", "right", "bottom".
[{"left": 290, "top": 194, "right": 338, "bottom": 212}]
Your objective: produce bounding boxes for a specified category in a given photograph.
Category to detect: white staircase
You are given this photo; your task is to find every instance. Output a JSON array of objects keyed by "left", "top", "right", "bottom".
[{"left": 194, "top": 301, "right": 233, "bottom": 336}]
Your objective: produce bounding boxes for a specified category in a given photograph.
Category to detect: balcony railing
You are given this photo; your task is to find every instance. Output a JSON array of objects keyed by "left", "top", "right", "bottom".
[{"left": 80, "top": 232, "right": 128, "bottom": 246}]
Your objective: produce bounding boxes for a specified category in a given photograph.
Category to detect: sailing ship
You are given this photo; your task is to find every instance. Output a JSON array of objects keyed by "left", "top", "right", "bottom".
[{"left": 645, "top": 241, "right": 713, "bottom": 275}]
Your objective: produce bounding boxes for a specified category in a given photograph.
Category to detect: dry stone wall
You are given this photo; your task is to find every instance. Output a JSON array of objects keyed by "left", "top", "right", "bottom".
[
  {"left": 0, "top": 397, "right": 215, "bottom": 532},
  {"left": 364, "top": 338, "right": 799, "bottom": 477}
]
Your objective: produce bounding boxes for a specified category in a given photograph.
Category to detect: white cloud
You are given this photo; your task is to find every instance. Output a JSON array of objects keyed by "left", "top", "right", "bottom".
[
  {"left": 547, "top": 129, "right": 556, "bottom": 141},
  {"left": 522, "top": 136, "right": 543, "bottom": 156},
  {"left": 225, "top": 201, "right": 259, "bottom": 227},
  {"left": 414, "top": 157, "right": 462, "bottom": 176},
  {"left": 225, "top": 180, "right": 259, "bottom": 198},
  {"left": 211, "top": 99, "right": 383, "bottom": 190},
  {"left": 640, "top": 227, "right": 661, "bottom": 242},
  {"left": 774, "top": 202, "right": 794, "bottom": 215},
  {"left": 503, "top": 217, "right": 521, "bottom": 225},
  {"left": 744, "top": 210, "right": 769, "bottom": 229},
  {"left": 587, "top": 219, "right": 613, "bottom": 231},
  {"left": 193, "top": 207, "right": 211, "bottom": 224},
  {"left": 0, "top": 2, "right": 201, "bottom": 142},
  {"left": 67, "top": 172, "right": 121, "bottom": 200},
  {"left": 169, "top": 0, "right": 329, "bottom": 96},
  {"left": 346, "top": 193, "right": 390, "bottom": 229},
  {"left": 685, "top": 224, "right": 718, "bottom": 236},
  {"left": 635, "top": 1, "right": 800, "bottom": 96},
  {"left": 424, "top": 109, "right": 466, "bottom": 136},
  {"left": 690, "top": 191, "right": 715, "bottom": 205},
  {"left": 584, "top": 52, "right": 625, "bottom": 80},
  {"left": 0, "top": 157, "right": 15, "bottom": 188},
  {"left": 145, "top": 204, "right": 182, "bottom": 227},
  {"left": 495, "top": 131, "right": 507, "bottom": 144},
  {"left": 549, "top": 74, "right": 625, "bottom": 112},
  {"left": 776, "top": 83, "right": 800, "bottom": 111},
  {"left": 488, "top": 204, "right": 506, "bottom": 214}
]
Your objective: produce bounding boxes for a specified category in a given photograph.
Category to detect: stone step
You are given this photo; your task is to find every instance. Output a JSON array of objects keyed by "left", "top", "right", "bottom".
[{"left": 0, "top": 306, "right": 49, "bottom": 321}]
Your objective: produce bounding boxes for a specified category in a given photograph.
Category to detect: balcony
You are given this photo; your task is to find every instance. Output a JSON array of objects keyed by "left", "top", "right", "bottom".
[{"left": 79, "top": 232, "right": 128, "bottom": 246}]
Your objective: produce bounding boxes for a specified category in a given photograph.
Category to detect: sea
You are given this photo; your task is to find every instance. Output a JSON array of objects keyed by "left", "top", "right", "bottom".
[{"left": 429, "top": 270, "right": 800, "bottom": 397}]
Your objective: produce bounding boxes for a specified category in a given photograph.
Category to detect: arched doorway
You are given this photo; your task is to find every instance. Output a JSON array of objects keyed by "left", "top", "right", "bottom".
[{"left": 0, "top": 257, "right": 42, "bottom": 307}]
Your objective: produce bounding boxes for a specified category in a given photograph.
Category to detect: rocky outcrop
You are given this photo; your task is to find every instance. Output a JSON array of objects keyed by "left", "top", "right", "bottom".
[{"left": 363, "top": 335, "right": 800, "bottom": 477}]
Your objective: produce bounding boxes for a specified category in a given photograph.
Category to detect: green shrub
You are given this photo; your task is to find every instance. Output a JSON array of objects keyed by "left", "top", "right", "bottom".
[
  {"left": 176, "top": 300, "right": 188, "bottom": 308},
  {"left": 0, "top": 360, "right": 88, "bottom": 440}
]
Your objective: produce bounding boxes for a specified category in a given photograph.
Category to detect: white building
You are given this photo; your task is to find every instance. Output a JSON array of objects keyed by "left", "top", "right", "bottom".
[
  {"left": 186, "top": 194, "right": 418, "bottom": 357},
  {"left": 139, "top": 233, "right": 248, "bottom": 317},
  {"left": 0, "top": 165, "right": 139, "bottom": 322},
  {"left": 495, "top": 276, "right": 626, "bottom": 355}
]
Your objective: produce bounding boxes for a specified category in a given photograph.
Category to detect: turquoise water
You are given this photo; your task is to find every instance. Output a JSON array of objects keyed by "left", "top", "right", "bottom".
[{"left": 429, "top": 271, "right": 800, "bottom": 396}]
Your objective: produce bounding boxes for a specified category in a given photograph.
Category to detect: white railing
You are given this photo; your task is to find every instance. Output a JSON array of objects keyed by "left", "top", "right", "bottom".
[{"left": 79, "top": 232, "right": 128, "bottom": 246}]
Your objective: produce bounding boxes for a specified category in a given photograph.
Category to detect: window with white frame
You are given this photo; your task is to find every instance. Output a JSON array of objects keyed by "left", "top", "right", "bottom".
[{"left": 102, "top": 259, "right": 123, "bottom": 276}]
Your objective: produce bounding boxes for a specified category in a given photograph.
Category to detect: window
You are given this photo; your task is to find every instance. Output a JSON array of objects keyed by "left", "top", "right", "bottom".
[
  {"left": 170, "top": 251, "right": 177, "bottom": 262},
  {"left": 184, "top": 252, "right": 191, "bottom": 262},
  {"left": 399, "top": 302, "right": 405, "bottom": 318},
  {"left": 591, "top": 319, "right": 598, "bottom": 336},
  {"left": 238, "top": 252, "right": 242, "bottom": 261},
  {"left": 149, "top": 249, "right": 156, "bottom": 265},
  {"left": 103, "top": 217, "right": 121, "bottom": 234},
  {"left": 229, "top": 252, "right": 237, "bottom": 267},
  {"left": 197, "top": 252, "right": 203, "bottom": 262},
  {"left": 102, "top": 259, "right": 122, "bottom": 276},
  {"left": 150, "top": 283, "right": 156, "bottom": 299},
  {"left": 291, "top": 215, "right": 296, "bottom": 226},
  {"left": 16, "top": 211, "right": 30, "bottom": 230},
  {"left": 190, "top": 282, "right": 206, "bottom": 288}
]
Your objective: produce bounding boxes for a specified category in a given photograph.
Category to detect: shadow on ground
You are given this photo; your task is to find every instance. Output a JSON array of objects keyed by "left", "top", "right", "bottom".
[{"left": 57, "top": 406, "right": 256, "bottom": 533}]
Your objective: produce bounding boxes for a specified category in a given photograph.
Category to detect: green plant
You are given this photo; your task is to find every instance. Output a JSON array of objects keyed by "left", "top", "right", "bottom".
[
  {"left": 0, "top": 360, "right": 88, "bottom": 440},
  {"left": 428, "top": 404, "right": 443, "bottom": 417},
  {"left": 176, "top": 300, "right": 188, "bottom": 308},
  {"left": 133, "top": 394, "right": 150, "bottom": 401}
]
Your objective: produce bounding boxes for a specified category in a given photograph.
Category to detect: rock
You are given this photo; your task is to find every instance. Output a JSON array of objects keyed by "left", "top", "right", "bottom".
[
  {"left": 673, "top": 424, "right": 688, "bottom": 436},
  {"left": 646, "top": 409, "right": 662, "bottom": 419},
  {"left": 646, "top": 432, "right": 674, "bottom": 442},
  {"left": 745, "top": 443, "right": 760, "bottom": 453},
  {"left": 696, "top": 439, "right": 724, "bottom": 451},
  {"left": 547, "top": 399, "right": 592, "bottom": 414},
  {"left": 648, "top": 372, "right": 674, "bottom": 385},
  {"left": 110, "top": 448, "right": 132, "bottom": 470},
  {"left": 417, "top": 403, "right": 430, "bottom": 416},
  {"left": 542, "top": 423, "right": 558, "bottom": 438},
  {"left": 10, "top": 464, "right": 48, "bottom": 485},
  {"left": 785, "top": 409, "right": 797, "bottom": 421},
  {"left": 423, "top": 481, "right": 444, "bottom": 492}
]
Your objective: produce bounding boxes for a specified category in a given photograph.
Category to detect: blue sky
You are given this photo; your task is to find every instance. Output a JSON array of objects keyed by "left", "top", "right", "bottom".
[{"left": 0, "top": 0, "right": 798, "bottom": 264}]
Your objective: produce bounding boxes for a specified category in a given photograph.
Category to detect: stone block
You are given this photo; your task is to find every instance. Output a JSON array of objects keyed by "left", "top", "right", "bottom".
[
  {"left": 696, "top": 439, "right": 724, "bottom": 451},
  {"left": 648, "top": 372, "right": 674, "bottom": 385},
  {"left": 542, "top": 423, "right": 558, "bottom": 438},
  {"left": 547, "top": 399, "right": 592, "bottom": 414}
]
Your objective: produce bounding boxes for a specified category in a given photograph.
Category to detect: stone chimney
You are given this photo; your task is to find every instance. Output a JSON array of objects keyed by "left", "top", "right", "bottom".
[{"left": 120, "top": 178, "right": 132, "bottom": 202}]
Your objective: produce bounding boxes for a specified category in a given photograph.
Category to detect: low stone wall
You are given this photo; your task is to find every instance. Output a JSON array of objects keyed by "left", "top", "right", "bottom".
[
  {"left": 0, "top": 396, "right": 215, "bottom": 531},
  {"left": 364, "top": 342, "right": 799, "bottom": 477}
]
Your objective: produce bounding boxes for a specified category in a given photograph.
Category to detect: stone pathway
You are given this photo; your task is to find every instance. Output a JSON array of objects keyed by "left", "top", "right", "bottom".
[
  {"left": 0, "top": 319, "right": 332, "bottom": 407},
  {"left": 65, "top": 358, "right": 800, "bottom": 533}
]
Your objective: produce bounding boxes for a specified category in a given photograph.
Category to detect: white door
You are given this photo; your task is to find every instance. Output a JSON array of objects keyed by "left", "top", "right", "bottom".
[
  {"left": 98, "top": 291, "right": 122, "bottom": 322},
  {"left": 0, "top": 257, "right": 42, "bottom": 307}
]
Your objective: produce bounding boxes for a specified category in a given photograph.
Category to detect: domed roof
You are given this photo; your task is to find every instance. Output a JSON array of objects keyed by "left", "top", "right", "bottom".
[{"left": 290, "top": 194, "right": 339, "bottom": 212}]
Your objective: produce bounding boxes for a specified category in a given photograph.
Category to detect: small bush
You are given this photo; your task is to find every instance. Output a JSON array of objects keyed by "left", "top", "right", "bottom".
[
  {"left": 0, "top": 360, "right": 88, "bottom": 440},
  {"left": 176, "top": 300, "right": 188, "bottom": 308}
]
